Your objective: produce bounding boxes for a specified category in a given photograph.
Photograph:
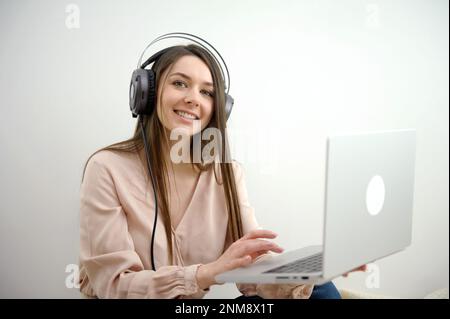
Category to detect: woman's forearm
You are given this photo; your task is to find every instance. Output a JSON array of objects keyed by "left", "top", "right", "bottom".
[{"left": 196, "top": 263, "right": 217, "bottom": 290}]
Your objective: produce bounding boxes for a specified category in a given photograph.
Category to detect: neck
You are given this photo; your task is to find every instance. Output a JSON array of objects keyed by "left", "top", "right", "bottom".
[
  {"left": 165, "top": 136, "right": 199, "bottom": 177},
  {"left": 138, "top": 130, "right": 199, "bottom": 178}
]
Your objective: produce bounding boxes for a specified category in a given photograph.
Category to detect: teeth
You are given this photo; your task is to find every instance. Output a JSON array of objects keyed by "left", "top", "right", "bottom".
[{"left": 175, "top": 110, "right": 197, "bottom": 120}]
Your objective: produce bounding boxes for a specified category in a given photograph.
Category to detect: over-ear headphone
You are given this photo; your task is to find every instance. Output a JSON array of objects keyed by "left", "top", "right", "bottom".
[
  {"left": 129, "top": 32, "right": 234, "bottom": 120},
  {"left": 130, "top": 33, "right": 233, "bottom": 272}
]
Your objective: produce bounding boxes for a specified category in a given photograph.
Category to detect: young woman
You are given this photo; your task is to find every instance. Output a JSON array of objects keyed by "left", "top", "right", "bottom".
[{"left": 78, "top": 43, "right": 351, "bottom": 299}]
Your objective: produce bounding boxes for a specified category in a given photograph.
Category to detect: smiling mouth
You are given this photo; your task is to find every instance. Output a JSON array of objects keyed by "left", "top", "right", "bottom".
[{"left": 174, "top": 110, "right": 199, "bottom": 120}]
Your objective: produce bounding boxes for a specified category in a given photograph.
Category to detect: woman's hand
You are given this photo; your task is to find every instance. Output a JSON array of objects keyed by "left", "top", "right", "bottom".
[
  {"left": 196, "top": 229, "right": 284, "bottom": 290},
  {"left": 342, "top": 264, "right": 368, "bottom": 277}
]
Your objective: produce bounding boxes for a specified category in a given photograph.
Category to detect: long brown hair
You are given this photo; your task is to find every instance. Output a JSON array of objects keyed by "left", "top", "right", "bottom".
[{"left": 81, "top": 44, "right": 243, "bottom": 264}]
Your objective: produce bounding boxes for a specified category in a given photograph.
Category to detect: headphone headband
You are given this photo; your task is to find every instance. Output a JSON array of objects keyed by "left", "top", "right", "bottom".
[{"left": 137, "top": 32, "right": 231, "bottom": 94}]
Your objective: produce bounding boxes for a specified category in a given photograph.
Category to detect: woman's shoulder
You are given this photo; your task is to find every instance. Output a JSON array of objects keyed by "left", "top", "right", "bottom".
[
  {"left": 231, "top": 159, "right": 242, "bottom": 172},
  {"left": 88, "top": 149, "right": 131, "bottom": 165},
  {"left": 84, "top": 149, "right": 141, "bottom": 177},
  {"left": 212, "top": 159, "right": 245, "bottom": 182},
  {"left": 231, "top": 160, "right": 244, "bottom": 180}
]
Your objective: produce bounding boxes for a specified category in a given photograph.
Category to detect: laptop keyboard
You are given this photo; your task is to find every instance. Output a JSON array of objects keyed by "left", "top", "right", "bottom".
[{"left": 264, "top": 253, "right": 323, "bottom": 274}]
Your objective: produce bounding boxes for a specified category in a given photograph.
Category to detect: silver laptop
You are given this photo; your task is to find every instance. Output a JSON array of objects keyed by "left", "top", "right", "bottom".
[{"left": 215, "top": 129, "right": 417, "bottom": 285}]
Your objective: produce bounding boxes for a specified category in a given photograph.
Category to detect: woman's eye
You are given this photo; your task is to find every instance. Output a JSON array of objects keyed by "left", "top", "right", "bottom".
[
  {"left": 201, "top": 90, "right": 214, "bottom": 97},
  {"left": 173, "top": 80, "right": 187, "bottom": 88},
  {"left": 173, "top": 80, "right": 213, "bottom": 97}
]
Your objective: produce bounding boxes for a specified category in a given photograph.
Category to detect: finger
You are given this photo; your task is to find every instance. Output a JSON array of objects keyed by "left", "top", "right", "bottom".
[
  {"left": 249, "top": 250, "right": 269, "bottom": 260},
  {"left": 228, "top": 255, "right": 252, "bottom": 270},
  {"left": 239, "top": 229, "right": 278, "bottom": 241},
  {"left": 239, "top": 240, "right": 284, "bottom": 256},
  {"left": 245, "top": 240, "right": 284, "bottom": 255},
  {"left": 352, "top": 265, "right": 367, "bottom": 272}
]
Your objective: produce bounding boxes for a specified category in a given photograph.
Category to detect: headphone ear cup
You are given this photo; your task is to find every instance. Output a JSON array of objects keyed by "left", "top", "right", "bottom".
[
  {"left": 224, "top": 93, "right": 234, "bottom": 121},
  {"left": 146, "top": 69, "right": 157, "bottom": 115},
  {"left": 129, "top": 69, "right": 157, "bottom": 117}
]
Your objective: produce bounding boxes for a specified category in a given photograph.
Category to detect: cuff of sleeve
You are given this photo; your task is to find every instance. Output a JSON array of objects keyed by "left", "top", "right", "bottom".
[{"left": 183, "top": 264, "right": 210, "bottom": 297}]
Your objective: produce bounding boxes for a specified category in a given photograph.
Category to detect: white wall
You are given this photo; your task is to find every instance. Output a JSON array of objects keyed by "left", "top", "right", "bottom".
[{"left": 0, "top": 0, "right": 448, "bottom": 298}]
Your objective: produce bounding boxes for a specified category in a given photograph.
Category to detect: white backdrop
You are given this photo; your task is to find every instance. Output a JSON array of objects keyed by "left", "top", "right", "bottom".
[{"left": 0, "top": 0, "right": 448, "bottom": 298}]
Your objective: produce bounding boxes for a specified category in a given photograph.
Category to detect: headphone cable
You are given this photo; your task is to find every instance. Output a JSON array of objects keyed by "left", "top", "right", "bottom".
[{"left": 139, "top": 115, "right": 158, "bottom": 271}]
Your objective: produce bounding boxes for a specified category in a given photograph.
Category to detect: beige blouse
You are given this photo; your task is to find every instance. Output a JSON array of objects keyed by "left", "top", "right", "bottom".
[{"left": 79, "top": 149, "right": 312, "bottom": 299}]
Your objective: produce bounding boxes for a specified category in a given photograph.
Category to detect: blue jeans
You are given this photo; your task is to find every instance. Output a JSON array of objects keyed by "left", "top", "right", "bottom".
[
  {"left": 235, "top": 282, "right": 341, "bottom": 299},
  {"left": 309, "top": 282, "right": 341, "bottom": 299}
]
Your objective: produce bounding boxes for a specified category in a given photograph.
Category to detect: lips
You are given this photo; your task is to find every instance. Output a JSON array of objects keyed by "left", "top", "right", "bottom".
[{"left": 174, "top": 109, "right": 199, "bottom": 120}]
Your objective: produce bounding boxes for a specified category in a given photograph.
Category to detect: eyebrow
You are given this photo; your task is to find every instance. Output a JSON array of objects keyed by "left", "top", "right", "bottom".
[{"left": 169, "top": 72, "right": 214, "bottom": 87}]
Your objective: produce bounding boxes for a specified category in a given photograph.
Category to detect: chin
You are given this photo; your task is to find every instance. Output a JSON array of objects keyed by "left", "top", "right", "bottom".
[{"left": 168, "top": 123, "right": 195, "bottom": 136}]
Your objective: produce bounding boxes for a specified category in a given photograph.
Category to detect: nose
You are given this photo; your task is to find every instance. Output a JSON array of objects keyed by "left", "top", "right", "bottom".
[{"left": 184, "top": 90, "right": 200, "bottom": 107}]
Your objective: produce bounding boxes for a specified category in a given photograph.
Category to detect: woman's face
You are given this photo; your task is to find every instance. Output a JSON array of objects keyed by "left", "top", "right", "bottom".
[{"left": 157, "top": 55, "right": 215, "bottom": 136}]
